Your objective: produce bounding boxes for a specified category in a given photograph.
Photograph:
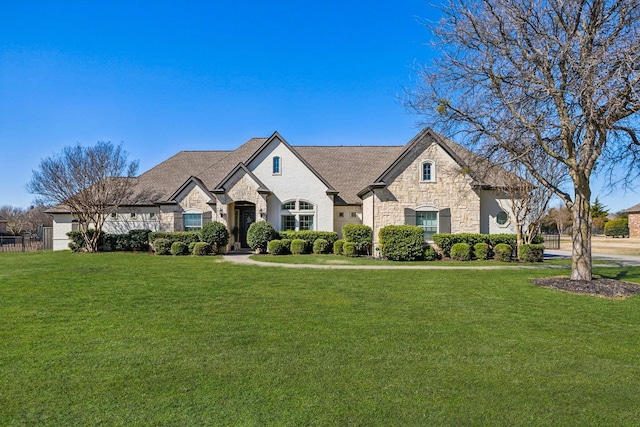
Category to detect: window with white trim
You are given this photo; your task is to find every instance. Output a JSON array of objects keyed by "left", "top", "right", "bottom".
[
  {"left": 420, "top": 161, "right": 435, "bottom": 182},
  {"left": 273, "top": 156, "right": 281, "bottom": 174},
  {"left": 279, "top": 199, "right": 315, "bottom": 231}
]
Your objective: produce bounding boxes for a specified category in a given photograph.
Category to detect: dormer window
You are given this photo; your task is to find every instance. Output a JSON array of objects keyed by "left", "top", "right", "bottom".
[
  {"left": 273, "top": 156, "right": 281, "bottom": 174},
  {"left": 421, "top": 161, "right": 435, "bottom": 182}
]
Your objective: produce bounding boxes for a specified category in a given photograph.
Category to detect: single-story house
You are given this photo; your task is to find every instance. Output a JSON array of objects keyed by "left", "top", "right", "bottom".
[
  {"left": 50, "top": 128, "right": 520, "bottom": 251},
  {"left": 0, "top": 214, "right": 7, "bottom": 235},
  {"left": 626, "top": 203, "right": 640, "bottom": 238}
]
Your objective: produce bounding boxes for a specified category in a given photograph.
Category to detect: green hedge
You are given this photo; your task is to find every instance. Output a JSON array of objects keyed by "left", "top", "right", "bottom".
[
  {"left": 171, "top": 241, "right": 189, "bottom": 256},
  {"left": 433, "top": 233, "right": 543, "bottom": 256},
  {"left": 342, "top": 224, "right": 373, "bottom": 255},
  {"left": 494, "top": 243, "right": 513, "bottom": 262},
  {"left": 279, "top": 231, "right": 338, "bottom": 249},
  {"left": 192, "top": 242, "right": 211, "bottom": 256},
  {"left": 343, "top": 242, "right": 357, "bottom": 257},
  {"left": 149, "top": 231, "right": 201, "bottom": 245},
  {"left": 333, "top": 239, "right": 345, "bottom": 255},
  {"left": 379, "top": 225, "right": 424, "bottom": 261},
  {"left": 153, "top": 238, "right": 171, "bottom": 255},
  {"left": 290, "top": 239, "right": 306, "bottom": 255},
  {"left": 474, "top": 242, "right": 490, "bottom": 260},
  {"left": 518, "top": 244, "right": 544, "bottom": 262},
  {"left": 604, "top": 219, "right": 629, "bottom": 237},
  {"left": 313, "top": 238, "right": 330, "bottom": 254},
  {"left": 423, "top": 244, "right": 438, "bottom": 261},
  {"left": 67, "top": 230, "right": 105, "bottom": 252},
  {"left": 268, "top": 239, "right": 289, "bottom": 255},
  {"left": 199, "top": 221, "right": 229, "bottom": 253},
  {"left": 451, "top": 243, "right": 472, "bottom": 261}
]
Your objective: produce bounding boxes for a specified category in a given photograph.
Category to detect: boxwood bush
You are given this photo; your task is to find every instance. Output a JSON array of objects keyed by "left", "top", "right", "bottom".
[
  {"left": 604, "top": 218, "right": 629, "bottom": 237},
  {"left": 342, "top": 224, "right": 373, "bottom": 255},
  {"left": 280, "top": 238, "right": 291, "bottom": 253},
  {"left": 268, "top": 239, "right": 288, "bottom": 255},
  {"left": 423, "top": 244, "right": 438, "bottom": 261},
  {"left": 153, "top": 238, "right": 171, "bottom": 255},
  {"left": 451, "top": 242, "right": 472, "bottom": 261},
  {"left": 290, "top": 239, "right": 306, "bottom": 255},
  {"left": 333, "top": 239, "right": 345, "bottom": 255},
  {"left": 494, "top": 243, "right": 513, "bottom": 262},
  {"left": 474, "top": 242, "right": 490, "bottom": 260},
  {"left": 247, "top": 221, "right": 278, "bottom": 253},
  {"left": 149, "top": 231, "right": 201, "bottom": 245},
  {"left": 278, "top": 231, "right": 338, "bottom": 249},
  {"left": 199, "top": 221, "right": 229, "bottom": 253},
  {"left": 342, "top": 242, "right": 357, "bottom": 257},
  {"left": 192, "top": 242, "right": 211, "bottom": 256},
  {"left": 379, "top": 225, "right": 424, "bottom": 261},
  {"left": 171, "top": 241, "right": 189, "bottom": 256},
  {"left": 313, "top": 238, "right": 330, "bottom": 254},
  {"left": 518, "top": 244, "right": 545, "bottom": 262}
]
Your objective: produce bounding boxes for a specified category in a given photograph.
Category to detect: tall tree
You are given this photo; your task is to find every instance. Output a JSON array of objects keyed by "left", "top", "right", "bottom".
[
  {"left": 28, "top": 142, "right": 138, "bottom": 252},
  {"left": 409, "top": 0, "right": 640, "bottom": 280}
]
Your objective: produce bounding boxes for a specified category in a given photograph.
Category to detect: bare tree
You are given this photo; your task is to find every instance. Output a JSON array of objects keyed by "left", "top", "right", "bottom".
[
  {"left": 28, "top": 142, "right": 138, "bottom": 252},
  {"left": 0, "top": 205, "right": 30, "bottom": 235},
  {"left": 409, "top": 0, "right": 640, "bottom": 280}
]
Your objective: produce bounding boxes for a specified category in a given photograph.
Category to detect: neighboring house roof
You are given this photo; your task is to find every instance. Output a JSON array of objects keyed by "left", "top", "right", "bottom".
[
  {"left": 0, "top": 214, "right": 7, "bottom": 222},
  {"left": 47, "top": 128, "right": 519, "bottom": 211},
  {"left": 625, "top": 203, "right": 640, "bottom": 213}
]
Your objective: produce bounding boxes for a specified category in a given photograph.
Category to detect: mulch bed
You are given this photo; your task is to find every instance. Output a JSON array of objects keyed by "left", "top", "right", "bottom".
[{"left": 532, "top": 277, "right": 640, "bottom": 299}]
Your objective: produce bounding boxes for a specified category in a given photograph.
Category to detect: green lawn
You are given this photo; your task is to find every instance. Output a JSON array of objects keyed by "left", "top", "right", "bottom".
[{"left": 1, "top": 251, "right": 640, "bottom": 426}]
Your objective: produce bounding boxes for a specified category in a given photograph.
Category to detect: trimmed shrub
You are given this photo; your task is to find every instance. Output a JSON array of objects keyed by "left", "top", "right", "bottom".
[
  {"left": 343, "top": 242, "right": 357, "bottom": 257},
  {"left": 290, "top": 239, "right": 306, "bottom": 255},
  {"left": 423, "top": 244, "right": 438, "bottom": 261},
  {"left": 153, "top": 238, "right": 171, "bottom": 255},
  {"left": 278, "top": 231, "right": 338, "bottom": 249},
  {"left": 268, "top": 239, "right": 288, "bottom": 255},
  {"left": 333, "top": 239, "right": 345, "bottom": 255},
  {"left": 342, "top": 224, "right": 373, "bottom": 255},
  {"left": 199, "top": 221, "right": 229, "bottom": 253},
  {"left": 487, "top": 234, "right": 517, "bottom": 249},
  {"left": 494, "top": 243, "right": 513, "bottom": 262},
  {"left": 67, "top": 230, "right": 105, "bottom": 252},
  {"left": 149, "top": 231, "right": 200, "bottom": 245},
  {"left": 171, "top": 241, "right": 189, "bottom": 256},
  {"left": 188, "top": 241, "right": 197, "bottom": 253},
  {"left": 451, "top": 242, "right": 471, "bottom": 261},
  {"left": 246, "top": 221, "right": 278, "bottom": 253},
  {"left": 280, "top": 239, "right": 291, "bottom": 253},
  {"left": 127, "top": 229, "right": 151, "bottom": 251},
  {"left": 192, "top": 242, "right": 211, "bottom": 256},
  {"left": 474, "top": 242, "right": 490, "bottom": 260},
  {"left": 379, "top": 225, "right": 424, "bottom": 261},
  {"left": 518, "top": 244, "right": 545, "bottom": 262},
  {"left": 313, "top": 238, "right": 330, "bottom": 254},
  {"left": 604, "top": 218, "right": 629, "bottom": 237}
]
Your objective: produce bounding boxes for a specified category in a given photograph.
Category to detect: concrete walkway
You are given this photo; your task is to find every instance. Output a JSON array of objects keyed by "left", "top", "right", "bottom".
[{"left": 223, "top": 250, "right": 640, "bottom": 270}]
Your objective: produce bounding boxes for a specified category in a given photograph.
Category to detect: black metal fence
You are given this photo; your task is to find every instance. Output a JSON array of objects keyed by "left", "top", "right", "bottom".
[
  {"left": 0, "top": 227, "right": 52, "bottom": 252},
  {"left": 542, "top": 233, "right": 561, "bottom": 250}
]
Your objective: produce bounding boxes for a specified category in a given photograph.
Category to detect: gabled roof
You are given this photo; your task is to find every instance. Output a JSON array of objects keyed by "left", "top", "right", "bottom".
[
  {"left": 0, "top": 214, "right": 7, "bottom": 222},
  {"left": 213, "top": 163, "right": 271, "bottom": 195},
  {"left": 625, "top": 203, "right": 640, "bottom": 213},
  {"left": 245, "top": 132, "right": 338, "bottom": 195},
  {"left": 166, "top": 176, "right": 216, "bottom": 204}
]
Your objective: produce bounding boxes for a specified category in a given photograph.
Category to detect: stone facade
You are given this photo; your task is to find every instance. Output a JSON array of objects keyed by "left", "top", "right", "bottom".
[
  {"left": 368, "top": 143, "right": 481, "bottom": 244},
  {"left": 629, "top": 212, "right": 640, "bottom": 238}
]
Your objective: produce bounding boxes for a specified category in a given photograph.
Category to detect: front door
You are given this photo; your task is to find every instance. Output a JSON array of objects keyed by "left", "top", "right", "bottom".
[{"left": 240, "top": 208, "right": 256, "bottom": 248}]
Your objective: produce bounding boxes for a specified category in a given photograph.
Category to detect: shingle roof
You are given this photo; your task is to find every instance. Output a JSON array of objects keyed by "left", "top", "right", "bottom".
[
  {"left": 0, "top": 214, "right": 7, "bottom": 222},
  {"left": 625, "top": 203, "right": 640, "bottom": 213}
]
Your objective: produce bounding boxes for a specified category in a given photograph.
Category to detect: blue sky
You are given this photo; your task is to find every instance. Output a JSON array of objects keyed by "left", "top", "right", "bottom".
[{"left": 1, "top": 1, "right": 637, "bottom": 213}]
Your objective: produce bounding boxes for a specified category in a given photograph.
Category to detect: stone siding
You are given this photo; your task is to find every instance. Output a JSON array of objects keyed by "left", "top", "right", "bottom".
[
  {"left": 371, "top": 143, "right": 480, "bottom": 242},
  {"left": 629, "top": 212, "right": 640, "bottom": 238}
]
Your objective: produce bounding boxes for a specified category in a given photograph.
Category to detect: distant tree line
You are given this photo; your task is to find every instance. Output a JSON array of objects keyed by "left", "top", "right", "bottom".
[{"left": 0, "top": 205, "right": 52, "bottom": 236}]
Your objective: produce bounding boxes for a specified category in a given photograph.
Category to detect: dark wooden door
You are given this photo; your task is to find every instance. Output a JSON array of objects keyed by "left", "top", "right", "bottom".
[{"left": 240, "top": 209, "right": 256, "bottom": 248}]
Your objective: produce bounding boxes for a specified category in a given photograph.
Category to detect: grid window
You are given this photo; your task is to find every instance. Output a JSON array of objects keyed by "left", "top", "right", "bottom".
[
  {"left": 299, "top": 201, "right": 314, "bottom": 210},
  {"left": 422, "top": 162, "right": 433, "bottom": 181},
  {"left": 281, "top": 215, "right": 296, "bottom": 231},
  {"left": 183, "top": 213, "right": 203, "bottom": 230},
  {"left": 282, "top": 201, "right": 295, "bottom": 210},
  {"left": 273, "top": 156, "right": 281, "bottom": 174},
  {"left": 416, "top": 211, "right": 437, "bottom": 241},
  {"left": 299, "top": 215, "right": 314, "bottom": 231},
  {"left": 350, "top": 212, "right": 358, "bottom": 218}
]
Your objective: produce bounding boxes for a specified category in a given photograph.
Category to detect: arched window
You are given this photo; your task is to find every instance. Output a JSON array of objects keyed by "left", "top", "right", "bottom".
[
  {"left": 421, "top": 161, "right": 435, "bottom": 182},
  {"left": 273, "top": 156, "right": 281, "bottom": 174},
  {"left": 279, "top": 199, "right": 315, "bottom": 231}
]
